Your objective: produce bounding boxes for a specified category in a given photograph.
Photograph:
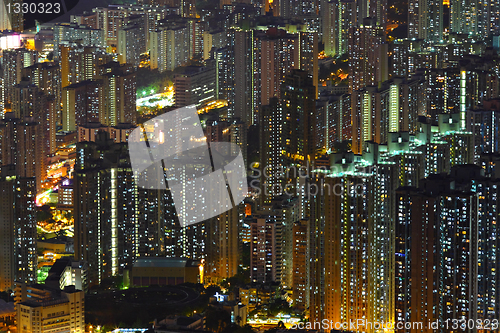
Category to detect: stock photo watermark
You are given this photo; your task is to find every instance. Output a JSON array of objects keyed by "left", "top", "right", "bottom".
[{"left": 290, "top": 319, "right": 499, "bottom": 331}]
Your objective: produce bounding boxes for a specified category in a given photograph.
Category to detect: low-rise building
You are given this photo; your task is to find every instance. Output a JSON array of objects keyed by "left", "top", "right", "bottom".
[
  {"left": 237, "top": 283, "right": 278, "bottom": 313},
  {"left": 15, "top": 284, "right": 84, "bottom": 333},
  {"left": 44, "top": 258, "right": 88, "bottom": 293}
]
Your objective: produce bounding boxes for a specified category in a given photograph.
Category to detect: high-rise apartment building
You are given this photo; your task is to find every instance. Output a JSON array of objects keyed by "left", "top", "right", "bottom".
[
  {"left": 60, "top": 45, "right": 114, "bottom": 89},
  {"left": 1, "top": 114, "right": 44, "bottom": 191},
  {"left": 213, "top": 46, "right": 235, "bottom": 116},
  {"left": 467, "top": 108, "right": 500, "bottom": 162},
  {"left": 450, "top": 0, "right": 500, "bottom": 39},
  {"left": 259, "top": 98, "right": 284, "bottom": 203},
  {"left": 282, "top": 70, "right": 318, "bottom": 163},
  {"left": 203, "top": 29, "right": 226, "bottom": 60},
  {"left": 348, "top": 18, "right": 388, "bottom": 93},
  {"left": 477, "top": 0, "right": 500, "bottom": 38},
  {"left": 53, "top": 23, "right": 105, "bottom": 59},
  {"left": 316, "top": 91, "right": 352, "bottom": 151},
  {"left": 233, "top": 29, "right": 253, "bottom": 125},
  {"left": 309, "top": 163, "right": 395, "bottom": 333},
  {"left": 391, "top": 39, "right": 424, "bottom": 79},
  {"left": 125, "top": 14, "right": 148, "bottom": 52},
  {"left": 98, "top": 62, "right": 137, "bottom": 126},
  {"left": 150, "top": 24, "right": 190, "bottom": 72},
  {"left": 205, "top": 207, "right": 241, "bottom": 282},
  {"left": 135, "top": 185, "right": 178, "bottom": 260},
  {"left": 351, "top": 77, "right": 427, "bottom": 154},
  {"left": 443, "top": 131, "right": 474, "bottom": 167},
  {"left": 450, "top": 166, "right": 500, "bottom": 324},
  {"left": 395, "top": 187, "right": 439, "bottom": 332},
  {"left": 298, "top": 31, "right": 319, "bottom": 97},
  {"left": 0, "top": 166, "right": 37, "bottom": 292},
  {"left": 0, "top": 0, "right": 23, "bottom": 32},
  {"left": 395, "top": 166, "right": 500, "bottom": 332},
  {"left": 93, "top": 7, "right": 127, "bottom": 46},
  {"left": 322, "top": 0, "right": 356, "bottom": 57},
  {"left": 74, "top": 134, "right": 138, "bottom": 285},
  {"left": 253, "top": 29, "right": 298, "bottom": 115},
  {"left": 11, "top": 81, "right": 40, "bottom": 119},
  {"left": 249, "top": 197, "right": 300, "bottom": 284},
  {"left": 278, "top": 0, "right": 318, "bottom": 19},
  {"left": 201, "top": 122, "right": 243, "bottom": 282},
  {"left": 425, "top": 68, "right": 476, "bottom": 124},
  {"left": 180, "top": 0, "right": 197, "bottom": 17},
  {"left": 174, "top": 65, "right": 216, "bottom": 108},
  {"left": 408, "top": 0, "right": 443, "bottom": 42},
  {"left": 249, "top": 216, "right": 277, "bottom": 283},
  {"left": 204, "top": 118, "right": 247, "bottom": 164},
  {"left": 367, "top": 0, "right": 388, "bottom": 28},
  {"left": 118, "top": 16, "right": 146, "bottom": 68},
  {"left": 10, "top": 81, "right": 54, "bottom": 182},
  {"left": 233, "top": 25, "right": 318, "bottom": 125},
  {"left": 22, "top": 62, "right": 62, "bottom": 129},
  {"left": 2, "top": 49, "right": 37, "bottom": 105},
  {"left": 291, "top": 219, "right": 309, "bottom": 311},
  {"left": 62, "top": 80, "right": 103, "bottom": 131}
]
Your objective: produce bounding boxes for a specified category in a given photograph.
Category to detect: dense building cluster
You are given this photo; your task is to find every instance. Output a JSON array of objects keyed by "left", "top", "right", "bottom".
[{"left": 0, "top": 0, "right": 500, "bottom": 332}]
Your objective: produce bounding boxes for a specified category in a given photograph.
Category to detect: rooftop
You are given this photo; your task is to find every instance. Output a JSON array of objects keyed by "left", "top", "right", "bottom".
[
  {"left": 133, "top": 257, "right": 200, "bottom": 268},
  {"left": 0, "top": 300, "right": 15, "bottom": 316}
]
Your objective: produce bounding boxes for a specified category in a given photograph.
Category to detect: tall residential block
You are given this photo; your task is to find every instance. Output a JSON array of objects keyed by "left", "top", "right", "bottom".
[{"left": 0, "top": 166, "right": 37, "bottom": 291}]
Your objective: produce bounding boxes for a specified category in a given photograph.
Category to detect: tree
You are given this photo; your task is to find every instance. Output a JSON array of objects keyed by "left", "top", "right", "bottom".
[
  {"left": 36, "top": 208, "right": 52, "bottom": 222},
  {"left": 267, "top": 299, "right": 292, "bottom": 317},
  {"left": 0, "top": 291, "right": 12, "bottom": 302},
  {"left": 234, "top": 325, "right": 255, "bottom": 333},
  {"left": 64, "top": 211, "right": 74, "bottom": 220},
  {"left": 204, "top": 307, "right": 231, "bottom": 333}
]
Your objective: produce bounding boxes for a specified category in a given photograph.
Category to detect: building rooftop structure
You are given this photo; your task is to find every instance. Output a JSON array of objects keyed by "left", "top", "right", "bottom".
[{"left": 133, "top": 258, "right": 200, "bottom": 269}]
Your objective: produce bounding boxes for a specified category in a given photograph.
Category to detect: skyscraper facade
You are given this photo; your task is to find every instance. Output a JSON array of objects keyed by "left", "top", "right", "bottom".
[
  {"left": 348, "top": 18, "right": 388, "bottom": 93},
  {"left": 309, "top": 163, "right": 395, "bottom": 333},
  {"left": 62, "top": 80, "right": 104, "bottom": 131},
  {"left": 2, "top": 49, "right": 37, "bottom": 106},
  {"left": 99, "top": 63, "right": 137, "bottom": 126},
  {"left": 282, "top": 70, "right": 318, "bottom": 163},
  {"left": 395, "top": 167, "right": 500, "bottom": 331},
  {"left": 408, "top": 0, "right": 443, "bottom": 42},
  {"left": 174, "top": 65, "right": 216, "bottom": 108},
  {"left": 322, "top": 0, "right": 356, "bottom": 57},
  {"left": 450, "top": 0, "right": 500, "bottom": 39},
  {"left": 0, "top": 166, "right": 37, "bottom": 291},
  {"left": 150, "top": 24, "right": 190, "bottom": 72},
  {"left": 74, "top": 135, "right": 138, "bottom": 285},
  {"left": 233, "top": 25, "right": 318, "bottom": 125}
]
